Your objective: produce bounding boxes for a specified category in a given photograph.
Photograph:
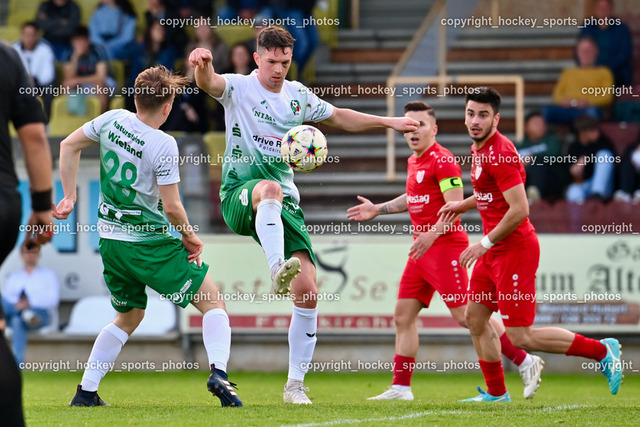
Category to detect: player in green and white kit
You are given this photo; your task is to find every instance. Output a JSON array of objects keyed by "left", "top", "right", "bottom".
[
  {"left": 190, "top": 26, "right": 419, "bottom": 404},
  {"left": 53, "top": 66, "right": 242, "bottom": 408}
]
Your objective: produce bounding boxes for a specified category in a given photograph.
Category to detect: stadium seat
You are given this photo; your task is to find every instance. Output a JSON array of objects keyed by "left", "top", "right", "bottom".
[
  {"left": 110, "top": 60, "right": 126, "bottom": 92},
  {"left": 80, "top": 0, "right": 101, "bottom": 26},
  {"left": 0, "top": 25, "right": 20, "bottom": 42},
  {"left": 133, "top": 297, "right": 177, "bottom": 335},
  {"left": 528, "top": 200, "right": 552, "bottom": 233},
  {"left": 64, "top": 296, "right": 177, "bottom": 335},
  {"left": 49, "top": 95, "right": 101, "bottom": 137},
  {"left": 7, "top": 0, "right": 38, "bottom": 27},
  {"left": 64, "top": 296, "right": 116, "bottom": 335},
  {"left": 600, "top": 122, "right": 640, "bottom": 157}
]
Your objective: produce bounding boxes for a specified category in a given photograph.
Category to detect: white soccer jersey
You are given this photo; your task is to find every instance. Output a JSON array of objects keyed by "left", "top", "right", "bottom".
[
  {"left": 83, "top": 109, "right": 180, "bottom": 241},
  {"left": 214, "top": 71, "right": 334, "bottom": 203}
]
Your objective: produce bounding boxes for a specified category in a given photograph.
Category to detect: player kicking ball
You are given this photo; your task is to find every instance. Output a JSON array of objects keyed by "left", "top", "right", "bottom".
[
  {"left": 439, "top": 87, "right": 622, "bottom": 402},
  {"left": 190, "top": 26, "right": 418, "bottom": 404},
  {"left": 53, "top": 66, "right": 242, "bottom": 408},
  {"left": 348, "top": 101, "right": 543, "bottom": 401}
]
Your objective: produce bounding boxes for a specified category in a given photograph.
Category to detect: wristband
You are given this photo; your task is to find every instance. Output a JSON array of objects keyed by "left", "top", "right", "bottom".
[
  {"left": 31, "top": 189, "right": 52, "bottom": 212},
  {"left": 480, "top": 235, "right": 494, "bottom": 249}
]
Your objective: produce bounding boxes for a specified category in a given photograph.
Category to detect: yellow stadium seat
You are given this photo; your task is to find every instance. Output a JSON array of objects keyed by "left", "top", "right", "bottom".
[
  {"left": 202, "top": 131, "right": 226, "bottom": 180},
  {"left": 49, "top": 95, "right": 101, "bottom": 137},
  {"left": 80, "top": 0, "right": 101, "bottom": 26},
  {"left": 110, "top": 59, "right": 126, "bottom": 91},
  {"left": 0, "top": 25, "right": 21, "bottom": 43},
  {"left": 217, "top": 25, "right": 254, "bottom": 48}
]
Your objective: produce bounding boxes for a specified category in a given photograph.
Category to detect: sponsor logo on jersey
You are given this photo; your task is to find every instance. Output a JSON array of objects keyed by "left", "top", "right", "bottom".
[
  {"left": 475, "top": 192, "right": 493, "bottom": 203},
  {"left": 416, "top": 170, "right": 425, "bottom": 183},
  {"left": 290, "top": 100, "right": 301, "bottom": 116},
  {"left": 252, "top": 106, "right": 276, "bottom": 124},
  {"left": 232, "top": 145, "right": 242, "bottom": 159},
  {"left": 407, "top": 194, "right": 430, "bottom": 204},
  {"left": 252, "top": 135, "right": 282, "bottom": 155},
  {"left": 232, "top": 123, "right": 241, "bottom": 137},
  {"left": 107, "top": 131, "right": 142, "bottom": 158}
]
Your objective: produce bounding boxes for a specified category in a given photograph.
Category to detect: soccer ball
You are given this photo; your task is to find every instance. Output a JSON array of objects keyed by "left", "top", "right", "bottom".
[{"left": 281, "top": 125, "right": 328, "bottom": 172}]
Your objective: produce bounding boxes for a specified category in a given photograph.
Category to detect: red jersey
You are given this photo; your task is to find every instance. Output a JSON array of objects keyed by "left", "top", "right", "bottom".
[
  {"left": 406, "top": 142, "right": 463, "bottom": 237},
  {"left": 470, "top": 131, "right": 535, "bottom": 248}
]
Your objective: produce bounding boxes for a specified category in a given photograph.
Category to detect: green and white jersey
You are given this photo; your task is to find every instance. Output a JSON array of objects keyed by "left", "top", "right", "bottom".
[
  {"left": 214, "top": 71, "right": 334, "bottom": 203},
  {"left": 82, "top": 109, "right": 180, "bottom": 242}
]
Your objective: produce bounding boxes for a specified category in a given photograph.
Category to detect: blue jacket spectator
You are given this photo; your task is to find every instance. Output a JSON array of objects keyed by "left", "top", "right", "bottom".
[
  {"left": 88, "top": 0, "right": 137, "bottom": 61},
  {"left": 35, "top": 0, "right": 81, "bottom": 61},
  {"left": 580, "top": 0, "right": 633, "bottom": 87}
]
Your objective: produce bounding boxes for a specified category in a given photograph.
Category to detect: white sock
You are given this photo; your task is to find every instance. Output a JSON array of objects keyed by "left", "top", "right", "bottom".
[
  {"left": 391, "top": 384, "right": 411, "bottom": 392},
  {"left": 519, "top": 353, "right": 534, "bottom": 369},
  {"left": 287, "top": 306, "right": 318, "bottom": 381},
  {"left": 80, "top": 323, "right": 128, "bottom": 392},
  {"left": 202, "top": 308, "right": 231, "bottom": 372},
  {"left": 255, "top": 199, "right": 285, "bottom": 271}
]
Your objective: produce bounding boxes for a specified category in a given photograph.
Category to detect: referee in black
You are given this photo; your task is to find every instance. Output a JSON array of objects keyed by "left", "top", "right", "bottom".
[{"left": 0, "top": 40, "right": 54, "bottom": 427}]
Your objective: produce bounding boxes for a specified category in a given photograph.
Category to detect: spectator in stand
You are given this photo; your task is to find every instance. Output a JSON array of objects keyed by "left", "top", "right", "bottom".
[
  {"left": 613, "top": 141, "right": 640, "bottom": 203},
  {"left": 35, "top": 0, "right": 81, "bottom": 61},
  {"left": 580, "top": 0, "right": 633, "bottom": 87},
  {"left": 63, "top": 26, "right": 114, "bottom": 113},
  {"left": 144, "top": 0, "right": 187, "bottom": 55},
  {"left": 88, "top": 0, "right": 140, "bottom": 89},
  {"left": 142, "top": 21, "right": 177, "bottom": 70},
  {"left": 566, "top": 115, "right": 616, "bottom": 202},
  {"left": 1, "top": 243, "right": 60, "bottom": 365},
  {"left": 164, "top": 25, "right": 232, "bottom": 132},
  {"left": 185, "top": 24, "right": 229, "bottom": 75},
  {"left": 12, "top": 22, "right": 56, "bottom": 120},
  {"left": 543, "top": 36, "right": 614, "bottom": 125},
  {"left": 258, "top": 1, "right": 318, "bottom": 76},
  {"left": 225, "top": 43, "right": 255, "bottom": 75},
  {"left": 218, "top": 0, "right": 262, "bottom": 20},
  {"left": 517, "top": 112, "right": 566, "bottom": 201}
]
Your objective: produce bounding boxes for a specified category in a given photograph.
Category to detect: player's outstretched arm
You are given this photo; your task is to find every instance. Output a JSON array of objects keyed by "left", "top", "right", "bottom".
[
  {"left": 158, "top": 183, "right": 203, "bottom": 266},
  {"left": 323, "top": 107, "right": 419, "bottom": 133},
  {"left": 347, "top": 194, "right": 407, "bottom": 221},
  {"left": 53, "top": 127, "right": 96, "bottom": 220},
  {"left": 438, "top": 194, "right": 477, "bottom": 217},
  {"left": 18, "top": 122, "right": 54, "bottom": 246},
  {"left": 189, "top": 48, "right": 226, "bottom": 98}
]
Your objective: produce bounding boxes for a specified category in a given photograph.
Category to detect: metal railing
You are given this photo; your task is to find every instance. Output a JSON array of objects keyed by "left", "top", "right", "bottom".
[{"left": 385, "top": 0, "right": 524, "bottom": 181}]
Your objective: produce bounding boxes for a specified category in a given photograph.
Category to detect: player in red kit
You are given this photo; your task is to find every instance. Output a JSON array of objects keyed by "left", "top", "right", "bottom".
[
  {"left": 348, "top": 101, "right": 543, "bottom": 401},
  {"left": 439, "top": 87, "right": 622, "bottom": 402}
]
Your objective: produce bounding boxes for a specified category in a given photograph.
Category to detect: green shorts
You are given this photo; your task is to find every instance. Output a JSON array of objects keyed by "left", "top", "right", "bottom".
[
  {"left": 221, "top": 179, "right": 316, "bottom": 265},
  {"left": 99, "top": 237, "right": 208, "bottom": 312}
]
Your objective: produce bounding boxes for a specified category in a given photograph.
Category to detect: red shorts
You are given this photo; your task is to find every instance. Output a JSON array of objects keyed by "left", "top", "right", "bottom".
[
  {"left": 469, "top": 231, "right": 540, "bottom": 327},
  {"left": 398, "top": 231, "right": 469, "bottom": 309}
]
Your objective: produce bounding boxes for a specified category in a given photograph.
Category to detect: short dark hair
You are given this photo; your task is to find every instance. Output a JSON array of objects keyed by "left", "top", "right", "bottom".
[
  {"left": 256, "top": 26, "right": 295, "bottom": 54},
  {"left": 72, "top": 25, "right": 89, "bottom": 39},
  {"left": 22, "top": 21, "right": 38, "bottom": 30},
  {"left": 465, "top": 87, "right": 501, "bottom": 114},
  {"left": 525, "top": 111, "right": 544, "bottom": 124},
  {"left": 134, "top": 65, "right": 189, "bottom": 111},
  {"left": 573, "top": 114, "right": 599, "bottom": 131},
  {"left": 404, "top": 101, "right": 436, "bottom": 120}
]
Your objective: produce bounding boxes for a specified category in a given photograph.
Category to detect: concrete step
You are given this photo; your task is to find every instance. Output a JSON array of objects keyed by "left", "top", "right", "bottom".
[
  {"left": 314, "top": 62, "right": 396, "bottom": 84},
  {"left": 448, "top": 45, "right": 574, "bottom": 62},
  {"left": 331, "top": 48, "right": 404, "bottom": 63},
  {"left": 453, "top": 26, "right": 578, "bottom": 47}
]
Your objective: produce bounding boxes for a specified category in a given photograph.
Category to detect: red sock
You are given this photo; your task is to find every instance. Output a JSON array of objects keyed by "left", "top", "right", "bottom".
[
  {"left": 500, "top": 332, "right": 527, "bottom": 366},
  {"left": 566, "top": 334, "right": 607, "bottom": 361},
  {"left": 392, "top": 354, "right": 415, "bottom": 386},
  {"left": 479, "top": 359, "right": 507, "bottom": 397}
]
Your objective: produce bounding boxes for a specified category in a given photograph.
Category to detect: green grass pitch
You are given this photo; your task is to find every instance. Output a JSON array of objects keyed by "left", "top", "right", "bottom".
[{"left": 23, "top": 371, "right": 638, "bottom": 426}]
